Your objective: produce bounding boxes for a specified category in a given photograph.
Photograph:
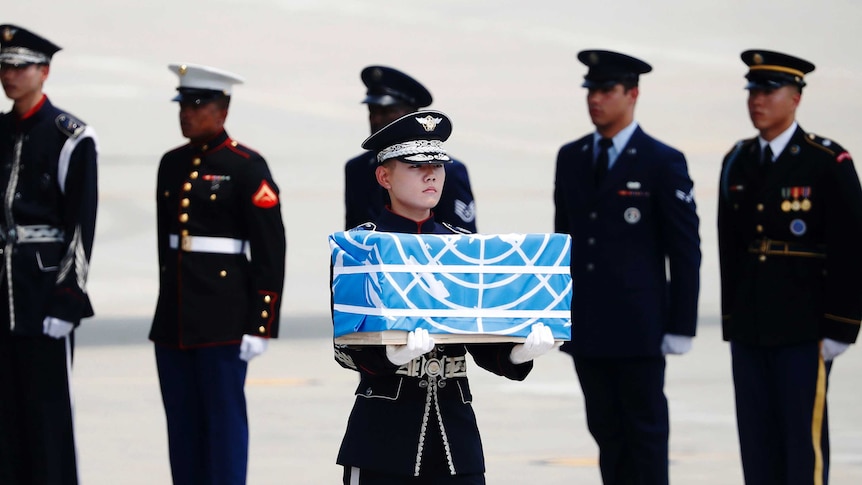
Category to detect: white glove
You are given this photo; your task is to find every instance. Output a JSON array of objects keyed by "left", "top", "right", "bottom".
[
  {"left": 661, "top": 334, "right": 693, "bottom": 355},
  {"left": 821, "top": 338, "right": 850, "bottom": 362},
  {"left": 239, "top": 335, "right": 269, "bottom": 362},
  {"left": 386, "top": 328, "right": 435, "bottom": 366},
  {"left": 42, "top": 317, "right": 74, "bottom": 339},
  {"left": 510, "top": 322, "right": 556, "bottom": 364}
]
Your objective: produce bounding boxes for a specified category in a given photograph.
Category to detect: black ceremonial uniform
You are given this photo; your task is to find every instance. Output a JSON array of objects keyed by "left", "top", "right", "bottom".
[
  {"left": 0, "top": 96, "right": 98, "bottom": 333},
  {"left": 335, "top": 208, "right": 531, "bottom": 478},
  {"left": 151, "top": 130, "right": 285, "bottom": 347},
  {"left": 719, "top": 126, "right": 862, "bottom": 485},
  {"left": 0, "top": 94, "right": 97, "bottom": 484},
  {"left": 344, "top": 152, "right": 477, "bottom": 232},
  {"left": 718, "top": 127, "right": 862, "bottom": 345}
]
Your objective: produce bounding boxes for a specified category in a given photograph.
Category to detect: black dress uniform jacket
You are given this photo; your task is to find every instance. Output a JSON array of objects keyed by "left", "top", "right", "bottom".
[
  {"left": 718, "top": 126, "right": 862, "bottom": 346},
  {"left": 554, "top": 126, "right": 701, "bottom": 357},
  {"left": 344, "top": 152, "right": 477, "bottom": 232},
  {"left": 335, "top": 208, "right": 531, "bottom": 477},
  {"left": 151, "top": 130, "right": 285, "bottom": 348},
  {"left": 0, "top": 96, "right": 98, "bottom": 333}
]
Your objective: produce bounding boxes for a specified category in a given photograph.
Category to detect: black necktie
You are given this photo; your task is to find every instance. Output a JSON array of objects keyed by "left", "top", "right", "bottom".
[
  {"left": 594, "top": 137, "right": 613, "bottom": 186},
  {"left": 762, "top": 144, "right": 774, "bottom": 165}
]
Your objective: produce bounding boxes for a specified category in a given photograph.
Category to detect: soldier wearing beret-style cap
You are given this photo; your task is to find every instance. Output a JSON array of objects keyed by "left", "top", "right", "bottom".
[
  {"left": 343, "top": 65, "right": 478, "bottom": 233},
  {"left": 718, "top": 49, "right": 862, "bottom": 485},
  {"left": 335, "top": 111, "right": 555, "bottom": 484},
  {"left": 554, "top": 49, "right": 701, "bottom": 485},
  {"left": 0, "top": 24, "right": 98, "bottom": 485},
  {"left": 150, "top": 62, "right": 286, "bottom": 485}
]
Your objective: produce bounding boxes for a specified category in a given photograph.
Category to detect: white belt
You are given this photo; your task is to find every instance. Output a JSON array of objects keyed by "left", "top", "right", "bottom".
[{"left": 169, "top": 234, "right": 248, "bottom": 254}]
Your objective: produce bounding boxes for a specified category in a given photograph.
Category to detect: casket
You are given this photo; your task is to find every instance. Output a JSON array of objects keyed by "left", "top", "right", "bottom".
[{"left": 329, "top": 231, "right": 572, "bottom": 344}]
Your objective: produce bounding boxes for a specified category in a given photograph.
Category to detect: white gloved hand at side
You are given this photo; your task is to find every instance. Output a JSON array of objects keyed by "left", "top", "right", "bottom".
[
  {"left": 661, "top": 334, "right": 693, "bottom": 356},
  {"left": 386, "top": 328, "right": 435, "bottom": 366},
  {"left": 510, "top": 322, "right": 556, "bottom": 364},
  {"left": 42, "top": 317, "right": 74, "bottom": 339},
  {"left": 239, "top": 335, "right": 269, "bottom": 362},
  {"left": 821, "top": 338, "right": 850, "bottom": 362}
]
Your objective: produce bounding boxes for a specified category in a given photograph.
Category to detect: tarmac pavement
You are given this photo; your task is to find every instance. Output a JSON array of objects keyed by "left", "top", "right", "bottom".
[{"left": 73, "top": 316, "right": 862, "bottom": 484}]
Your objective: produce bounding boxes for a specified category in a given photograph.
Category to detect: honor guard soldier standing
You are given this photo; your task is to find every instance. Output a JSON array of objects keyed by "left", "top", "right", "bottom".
[
  {"left": 718, "top": 50, "right": 862, "bottom": 485},
  {"left": 150, "top": 63, "right": 286, "bottom": 485},
  {"left": 335, "top": 110, "right": 555, "bottom": 484},
  {"left": 343, "top": 65, "right": 478, "bottom": 232},
  {"left": 0, "top": 25, "right": 98, "bottom": 485},
  {"left": 553, "top": 50, "right": 701, "bottom": 485}
]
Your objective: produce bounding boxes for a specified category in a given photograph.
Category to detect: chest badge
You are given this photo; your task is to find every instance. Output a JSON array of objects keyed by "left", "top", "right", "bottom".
[
  {"left": 623, "top": 207, "right": 641, "bottom": 224},
  {"left": 789, "top": 219, "right": 807, "bottom": 236},
  {"left": 252, "top": 180, "right": 279, "bottom": 208}
]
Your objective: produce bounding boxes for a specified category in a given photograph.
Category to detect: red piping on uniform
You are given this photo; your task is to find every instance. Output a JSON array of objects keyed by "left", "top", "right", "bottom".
[
  {"left": 226, "top": 139, "right": 252, "bottom": 159},
  {"left": 19, "top": 94, "right": 46, "bottom": 120}
]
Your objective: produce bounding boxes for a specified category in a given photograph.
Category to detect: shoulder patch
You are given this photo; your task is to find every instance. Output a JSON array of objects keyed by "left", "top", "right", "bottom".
[
  {"left": 251, "top": 180, "right": 279, "bottom": 208},
  {"left": 441, "top": 221, "right": 472, "bottom": 234},
  {"left": 55, "top": 113, "right": 86, "bottom": 139},
  {"left": 350, "top": 222, "right": 377, "bottom": 232}
]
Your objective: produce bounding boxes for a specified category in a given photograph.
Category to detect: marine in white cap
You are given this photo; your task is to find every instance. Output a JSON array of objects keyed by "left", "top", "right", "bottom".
[{"left": 150, "top": 62, "right": 286, "bottom": 485}]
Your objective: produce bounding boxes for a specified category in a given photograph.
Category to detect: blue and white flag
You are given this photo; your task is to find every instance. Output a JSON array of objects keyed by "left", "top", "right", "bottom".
[{"left": 329, "top": 231, "right": 572, "bottom": 341}]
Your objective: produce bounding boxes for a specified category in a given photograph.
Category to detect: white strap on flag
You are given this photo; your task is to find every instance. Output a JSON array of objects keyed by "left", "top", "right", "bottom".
[{"left": 333, "top": 263, "right": 570, "bottom": 275}]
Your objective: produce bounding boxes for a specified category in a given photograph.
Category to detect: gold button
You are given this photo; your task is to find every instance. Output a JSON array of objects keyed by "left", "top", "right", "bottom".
[
  {"left": 181, "top": 198, "right": 190, "bottom": 208},
  {"left": 201, "top": 144, "right": 208, "bottom": 151},
  {"left": 759, "top": 255, "right": 767, "bottom": 262},
  {"left": 258, "top": 326, "right": 266, "bottom": 333},
  {"left": 219, "top": 270, "right": 227, "bottom": 277},
  {"left": 190, "top": 171, "right": 199, "bottom": 180},
  {"left": 210, "top": 194, "right": 217, "bottom": 201},
  {"left": 756, "top": 224, "right": 763, "bottom": 233},
  {"left": 261, "top": 310, "right": 269, "bottom": 319},
  {"left": 756, "top": 203, "right": 764, "bottom": 212},
  {"left": 231, "top": 140, "right": 238, "bottom": 147},
  {"left": 183, "top": 182, "right": 192, "bottom": 191},
  {"left": 193, "top": 157, "right": 201, "bottom": 166},
  {"left": 181, "top": 229, "right": 189, "bottom": 236},
  {"left": 264, "top": 295, "right": 271, "bottom": 303},
  {"left": 179, "top": 213, "right": 189, "bottom": 223},
  {"left": 163, "top": 191, "right": 170, "bottom": 198}
]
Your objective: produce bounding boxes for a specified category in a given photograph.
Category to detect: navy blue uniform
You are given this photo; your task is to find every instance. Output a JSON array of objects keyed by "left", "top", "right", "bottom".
[
  {"left": 553, "top": 125, "right": 700, "bottom": 484},
  {"left": 336, "top": 208, "right": 530, "bottom": 483},
  {"left": 718, "top": 126, "right": 862, "bottom": 484},
  {"left": 0, "top": 95, "right": 98, "bottom": 485},
  {"left": 344, "top": 152, "right": 477, "bottom": 232},
  {"left": 151, "top": 129, "right": 285, "bottom": 484}
]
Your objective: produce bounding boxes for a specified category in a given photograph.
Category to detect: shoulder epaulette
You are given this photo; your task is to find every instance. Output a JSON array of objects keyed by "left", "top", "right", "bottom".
[
  {"left": 442, "top": 222, "right": 472, "bottom": 234},
  {"left": 55, "top": 113, "right": 86, "bottom": 139},
  {"left": 803, "top": 132, "right": 850, "bottom": 161},
  {"left": 350, "top": 222, "right": 376, "bottom": 232}
]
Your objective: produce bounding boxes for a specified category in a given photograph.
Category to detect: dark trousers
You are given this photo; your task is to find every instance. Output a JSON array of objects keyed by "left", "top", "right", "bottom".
[
  {"left": 731, "top": 341, "right": 830, "bottom": 485},
  {"left": 573, "top": 356, "right": 669, "bottom": 485},
  {"left": 0, "top": 332, "right": 78, "bottom": 485},
  {"left": 155, "top": 344, "right": 249, "bottom": 485},
  {"left": 343, "top": 467, "right": 485, "bottom": 485}
]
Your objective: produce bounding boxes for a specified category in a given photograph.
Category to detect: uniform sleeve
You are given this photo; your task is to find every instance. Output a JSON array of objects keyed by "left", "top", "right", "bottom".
[
  {"left": 822, "top": 150, "right": 862, "bottom": 342},
  {"left": 466, "top": 343, "right": 532, "bottom": 381},
  {"left": 435, "top": 161, "right": 478, "bottom": 232},
  {"left": 238, "top": 155, "right": 286, "bottom": 338},
  {"left": 47, "top": 134, "right": 98, "bottom": 324},
  {"left": 655, "top": 149, "right": 701, "bottom": 336},
  {"left": 553, "top": 146, "right": 570, "bottom": 234},
  {"left": 333, "top": 344, "right": 401, "bottom": 375}
]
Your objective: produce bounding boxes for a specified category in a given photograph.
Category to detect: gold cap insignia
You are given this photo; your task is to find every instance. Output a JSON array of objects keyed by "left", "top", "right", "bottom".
[
  {"left": 415, "top": 115, "right": 442, "bottom": 132},
  {"left": 371, "top": 67, "right": 383, "bottom": 81},
  {"left": 752, "top": 53, "right": 764, "bottom": 65},
  {"left": 589, "top": 52, "right": 599, "bottom": 65},
  {"left": 178, "top": 64, "right": 187, "bottom": 76},
  {"left": 2, "top": 27, "right": 15, "bottom": 43}
]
